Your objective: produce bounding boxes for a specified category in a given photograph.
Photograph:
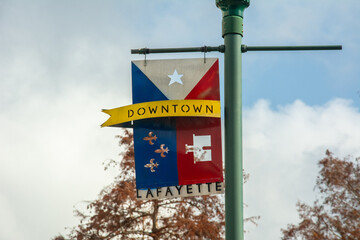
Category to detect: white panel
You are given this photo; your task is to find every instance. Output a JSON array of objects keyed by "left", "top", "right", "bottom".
[{"left": 133, "top": 58, "right": 217, "bottom": 100}]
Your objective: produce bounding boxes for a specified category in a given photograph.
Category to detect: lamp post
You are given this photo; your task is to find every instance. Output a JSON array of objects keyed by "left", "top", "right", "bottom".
[
  {"left": 216, "top": 0, "right": 250, "bottom": 239},
  {"left": 131, "top": 2, "right": 340, "bottom": 239}
]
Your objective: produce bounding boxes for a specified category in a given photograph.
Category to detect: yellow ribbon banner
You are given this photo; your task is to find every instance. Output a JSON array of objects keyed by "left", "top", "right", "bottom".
[{"left": 101, "top": 99, "right": 220, "bottom": 127}]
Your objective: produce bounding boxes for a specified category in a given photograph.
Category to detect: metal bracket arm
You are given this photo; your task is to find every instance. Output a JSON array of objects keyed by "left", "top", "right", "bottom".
[{"left": 131, "top": 44, "right": 342, "bottom": 55}]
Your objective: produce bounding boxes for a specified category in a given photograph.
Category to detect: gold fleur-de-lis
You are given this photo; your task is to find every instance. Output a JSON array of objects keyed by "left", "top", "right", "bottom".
[
  {"left": 144, "top": 159, "right": 159, "bottom": 172},
  {"left": 154, "top": 144, "right": 169, "bottom": 157},
  {"left": 143, "top": 132, "right": 157, "bottom": 145}
]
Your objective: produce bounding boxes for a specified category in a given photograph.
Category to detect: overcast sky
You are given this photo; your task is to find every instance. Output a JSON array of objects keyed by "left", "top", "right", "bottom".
[{"left": 0, "top": 0, "right": 359, "bottom": 239}]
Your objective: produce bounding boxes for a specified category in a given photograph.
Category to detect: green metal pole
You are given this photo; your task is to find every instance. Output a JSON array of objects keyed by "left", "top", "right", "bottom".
[{"left": 216, "top": 0, "right": 249, "bottom": 239}]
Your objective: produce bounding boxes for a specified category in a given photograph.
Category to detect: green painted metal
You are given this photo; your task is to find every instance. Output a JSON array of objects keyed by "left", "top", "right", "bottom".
[
  {"left": 217, "top": 0, "right": 249, "bottom": 239},
  {"left": 131, "top": 45, "right": 225, "bottom": 54},
  {"left": 242, "top": 45, "right": 342, "bottom": 52},
  {"left": 222, "top": 15, "right": 243, "bottom": 37},
  {"left": 216, "top": 0, "right": 250, "bottom": 17},
  {"left": 224, "top": 34, "right": 244, "bottom": 240},
  {"left": 131, "top": 45, "right": 342, "bottom": 54}
]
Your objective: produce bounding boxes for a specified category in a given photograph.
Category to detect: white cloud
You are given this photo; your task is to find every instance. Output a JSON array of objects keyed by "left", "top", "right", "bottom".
[
  {"left": 0, "top": 87, "right": 122, "bottom": 239},
  {"left": 0, "top": 195, "right": 24, "bottom": 240},
  {"left": 3, "top": 95, "right": 358, "bottom": 240},
  {"left": 243, "top": 98, "right": 360, "bottom": 239}
]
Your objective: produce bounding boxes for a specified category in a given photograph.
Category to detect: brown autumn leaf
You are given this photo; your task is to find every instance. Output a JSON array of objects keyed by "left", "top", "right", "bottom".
[
  {"left": 53, "top": 129, "right": 258, "bottom": 240},
  {"left": 281, "top": 150, "right": 360, "bottom": 240}
]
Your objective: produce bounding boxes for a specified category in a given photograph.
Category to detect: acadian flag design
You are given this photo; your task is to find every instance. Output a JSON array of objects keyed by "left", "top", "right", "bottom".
[{"left": 132, "top": 58, "right": 223, "bottom": 191}]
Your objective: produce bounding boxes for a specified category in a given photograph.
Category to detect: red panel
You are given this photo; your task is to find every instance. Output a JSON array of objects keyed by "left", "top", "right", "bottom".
[
  {"left": 185, "top": 59, "right": 220, "bottom": 100},
  {"left": 176, "top": 117, "right": 223, "bottom": 185}
]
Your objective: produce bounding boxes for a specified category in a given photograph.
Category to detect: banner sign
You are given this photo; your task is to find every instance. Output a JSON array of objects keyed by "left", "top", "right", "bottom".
[
  {"left": 102, "top": 58, "right": 224, "bottom": 199},
  {"left": 130, "top": 58, "right": 223, "bottom": 199}
]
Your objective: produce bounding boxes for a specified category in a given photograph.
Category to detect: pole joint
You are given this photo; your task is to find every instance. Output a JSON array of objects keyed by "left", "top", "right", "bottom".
[{"left": 222, "top": 15, "right": 244, "bottom": 37}]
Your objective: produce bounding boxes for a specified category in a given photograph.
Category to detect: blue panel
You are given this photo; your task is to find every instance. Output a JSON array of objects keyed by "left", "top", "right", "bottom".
[
  {"left": 132, "top": 63, "right": 177, "bottom": 189},
  {"left": 134, "top": 118, "right": 178, "bottom": 189},
  {"left": 132, "top": 63, "right": 168, "bottom": 104}
]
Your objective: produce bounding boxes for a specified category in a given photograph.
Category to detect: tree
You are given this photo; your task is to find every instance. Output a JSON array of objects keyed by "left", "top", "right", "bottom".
[
  {"left": 282, "top": 150, "right": 360, "bottom": 240},
  {"left": 55, "top": 130, "right": 227, "bottom": 240}
]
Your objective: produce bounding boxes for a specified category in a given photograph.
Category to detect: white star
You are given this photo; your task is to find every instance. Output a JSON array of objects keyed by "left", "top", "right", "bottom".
[{"left": 168, "top": 69, "right": 183, "bottom": 86}]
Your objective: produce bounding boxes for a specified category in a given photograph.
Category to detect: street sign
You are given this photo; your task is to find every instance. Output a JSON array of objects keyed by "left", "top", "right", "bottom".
[
  {"left": 102, "top": 58, "right": 224, "bottom": 199},
  {"left": 131, "top": 58, "right": 223, "bottom": 199}
]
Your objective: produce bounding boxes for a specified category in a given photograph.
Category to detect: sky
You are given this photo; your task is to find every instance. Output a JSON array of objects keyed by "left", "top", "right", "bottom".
[{"left": 0, "top": 0, "right": 359, "bottom": 239}]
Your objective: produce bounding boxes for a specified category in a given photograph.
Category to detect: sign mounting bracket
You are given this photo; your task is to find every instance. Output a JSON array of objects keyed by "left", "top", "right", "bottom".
[{"left": 131, "top": 44, "right": 342, "bottom": 55}]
